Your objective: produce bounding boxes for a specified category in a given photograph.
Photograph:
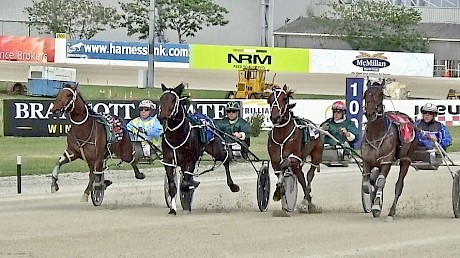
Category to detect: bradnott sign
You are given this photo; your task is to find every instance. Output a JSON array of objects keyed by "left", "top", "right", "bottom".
[
  {"left": 3, "top": 99, "right": 236, "bottom": 137},
  {"left": 310, "top": 49, "right": 434, "bottom": 77}
]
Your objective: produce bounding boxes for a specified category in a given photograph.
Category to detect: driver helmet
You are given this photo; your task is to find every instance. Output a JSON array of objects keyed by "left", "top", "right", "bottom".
[
  {"left": 421, "top": 103, "right": 438, "bottom": 116},
  {"left": 226, "top": 101, "right": 240, "bottom": 112},
  {"left": 332, "top": 101, "right": 346, "bottom": 111},
  {"left": 139, "top": 100, "right": 154, "bottom": 110}
]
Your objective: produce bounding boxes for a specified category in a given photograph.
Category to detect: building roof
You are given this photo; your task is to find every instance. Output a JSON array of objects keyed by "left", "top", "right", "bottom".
[{"left": 275, "top": 16, "right": 460, "bottom": 40}]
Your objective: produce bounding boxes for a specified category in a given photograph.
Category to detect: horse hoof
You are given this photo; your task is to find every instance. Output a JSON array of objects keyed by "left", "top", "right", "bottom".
[
  {"left": 272, "top": 210, "right": 291, "bottom": 217},
  {"left": 104, "top": 180, "right": 112, "bottom": 188},
  {"left": 386, "top": 216, "right": 394, "bottom": 222},
  {"left": 51, "top": 184, "right": 59, "bottom": 193},
  {"left": 273, "top": 186, "right": 282, "bottom": 202},
  {"left": 136, "top": 173, "right": 146, "bottom": 180},
  {"left": 229, "top": 184, "right": 240, "bottom": 193},
  {"left": 308, "top": 204, "right": 322, "bottom": 214},
  {"left": 80, "top": 193, "right": 89, "bottom": 202},
  {"left": 169, "top": 209, "right": 177, "bottom": 215},
  {"left": 371, "top": 204, "right": 381, "bottom": 211},
  {"left": 362, "top": 184, "right": 370, "bottom": 194}
]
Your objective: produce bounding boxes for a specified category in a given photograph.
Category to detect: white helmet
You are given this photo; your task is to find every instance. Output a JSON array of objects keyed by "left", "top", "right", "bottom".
[
  {"left": 421, "top": 103, "right": 438, "bottom": 114},
  {"left": 139, "top": 100, "right": 154, "bottom": 109}
]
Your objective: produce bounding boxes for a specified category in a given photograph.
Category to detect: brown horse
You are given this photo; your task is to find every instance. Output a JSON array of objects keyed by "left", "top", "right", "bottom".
[
  {"left": 158, "top": 83, "right": 240, "bottom": 215},
  {"left": 267, "top": 85, "right": 324, "bottom": 212},
  {"left": 50, "top": 83, "right": 145, "bottom": 204},
  {"left": 361, "top": 80, "right": 418, "bottom": 218}
]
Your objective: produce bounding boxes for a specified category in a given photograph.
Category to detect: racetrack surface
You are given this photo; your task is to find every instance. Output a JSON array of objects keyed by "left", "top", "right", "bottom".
[{"left": 1, "top": 160, "right": 460, "bottom": 258}]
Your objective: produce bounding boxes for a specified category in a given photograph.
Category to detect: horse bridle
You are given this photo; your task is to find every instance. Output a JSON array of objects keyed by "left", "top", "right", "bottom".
[
  {"left": 160, "top": 90, "right": 195, "bottom": 168},
  {"left": 364, "top": 89, "right": 384, "bottom": 122},
  {"left": 58, "top": 87, "right": 89, "bottom": 125},
  {"left": 269, "top": 89, "right": 303, "bottom": 173},
  {"left": 269, "top": 88, "right": 289, "bottom": 127}
]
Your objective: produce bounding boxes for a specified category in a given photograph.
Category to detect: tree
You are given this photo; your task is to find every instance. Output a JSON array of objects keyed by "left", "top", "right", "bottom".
[
  {"left": 317, "top": 0, "right": 428, "bottom": 52},
  {"left": 119, "top": 0, "right": 229, "bottom": 43},
  {"left": 119, "top": 0, "right": 168, "bottom": 41},
  {"left": 161, "top": 0, "right": 229, "bottom": 43},
  {"left": 25, "top": 0, "right": 120, "bottom": 39}
]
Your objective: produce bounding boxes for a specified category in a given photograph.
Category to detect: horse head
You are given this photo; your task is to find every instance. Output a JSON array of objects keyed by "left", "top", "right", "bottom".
[
  {"left": 267, "top": 84, "right": 295, "bottom": 125},
  {"left": 158, "top": 83, "right": 189, "bottom": 122},
  {"left": 364, "top": 80, "right": 386, "bottom": 122},
  {"left": 51, "top": 82, "right": 80, "bottom": 114}
]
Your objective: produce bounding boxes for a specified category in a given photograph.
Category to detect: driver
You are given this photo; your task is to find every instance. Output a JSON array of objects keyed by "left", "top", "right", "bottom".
[
  {"left": 415, "top": 103, "right": 452, "bottom": 164},
  {"left": 320, "top": 100, "right": 359, "bottom": 148},
  {"left": 213, "top": 101, "right": 251, "bottom": 158},
  {"left": 127, "top": 100, "right": 163, "bottom": 157}
]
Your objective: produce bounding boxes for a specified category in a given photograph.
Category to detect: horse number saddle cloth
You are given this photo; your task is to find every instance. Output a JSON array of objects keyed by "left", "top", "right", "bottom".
[
  {"left": 96, "top": 113, "right": 124, "bottom": 144},
  {"left": 386, "top": 113, "right": 415, "bottom": 144},
  {"left": 187, "top": 113, "right": 215, "bottom": 144},
  {"left": 294, "top": 116, "right": 320, "bottom": 144}
]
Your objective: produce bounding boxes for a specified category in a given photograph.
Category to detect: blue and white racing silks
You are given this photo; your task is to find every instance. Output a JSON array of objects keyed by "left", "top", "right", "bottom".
[
  {"left": 66, "top": 39, "right": 189, "bottom": 63},
  {"left": 126, "top": 115, "right": 163, "bottom": 144},
  {"left": 415, "top": 120, "right": 452, "bottom": 150}
]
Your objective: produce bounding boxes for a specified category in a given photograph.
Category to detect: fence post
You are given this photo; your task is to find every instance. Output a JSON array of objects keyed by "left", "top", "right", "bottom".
[{"left": 17, "top": 156, "right": 21, "bottom": 194}]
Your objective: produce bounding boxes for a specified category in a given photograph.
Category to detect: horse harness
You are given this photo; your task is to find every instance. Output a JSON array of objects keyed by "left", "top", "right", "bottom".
[
  {"left": 269, "top": 88, "right": 305, "bottom": 173},
  {"left": 160, "top": 90, "right": 201, "bottom": 171}
]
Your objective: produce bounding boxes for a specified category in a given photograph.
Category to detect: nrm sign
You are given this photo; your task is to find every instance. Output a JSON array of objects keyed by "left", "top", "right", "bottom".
[{"left": 227, "top": 54, "right": 272, "bottom": 65}]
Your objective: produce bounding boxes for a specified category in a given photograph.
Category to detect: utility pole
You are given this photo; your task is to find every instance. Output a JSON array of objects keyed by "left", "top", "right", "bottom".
[{"left": 147, "top": 0, "right": 155, "bottom": 88}]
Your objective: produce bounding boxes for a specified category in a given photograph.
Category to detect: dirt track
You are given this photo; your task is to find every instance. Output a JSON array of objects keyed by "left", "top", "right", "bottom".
[{"left": 1, "top": 161, "right": 460, "bottom": 257}]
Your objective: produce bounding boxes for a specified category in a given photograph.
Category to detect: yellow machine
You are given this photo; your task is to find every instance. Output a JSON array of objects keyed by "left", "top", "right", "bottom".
[
  {"left": 447, "top": 89, "right": 460, "bottom": 99},
  {"left": 226, "top": 67, "right": 277, "bottom": 99}
]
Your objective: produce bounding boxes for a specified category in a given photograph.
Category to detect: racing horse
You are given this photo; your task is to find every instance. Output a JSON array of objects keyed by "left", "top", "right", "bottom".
[
  {"left": 50, "top": 83, "right": 145, "bottom": 204},
  {"left": 361, "top": 79, "right": 418, "bottom": 218},
  {"left": 267, "top": 84, "right": 324, "bottom": 212},
  {"left": 158, "top": 83, "right": 240, "bottom": 215}
]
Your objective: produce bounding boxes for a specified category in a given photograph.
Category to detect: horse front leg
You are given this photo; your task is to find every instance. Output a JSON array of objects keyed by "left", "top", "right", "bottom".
[
  {"left": 82, "top": 171, "right": 95, "bottom": 202},
  {"left": 51, "top": 150, "right": 76, "bottom": 193},
  {"left": 304, "top": 149, "right": 322, "bottom": 213},
  {"left": 270, "top": 159, "right": 283, "bottom": 202},
  {"left": 166, "top": 165, "right": 178, "bottom": 215},
  {"left": 223, "top": 159, "right": 240, "bottom": 193},
  {"left": 388, "top": 158, "right": 410, "bottom": 217},
  {"left": 212, "top": 140, "right": 240, "bottom": 193},
  {"left": 372, "top": 164, "right": 391, "bottom": 214},
  {"left": 127, "top": 147, "right": 145, "bottom": 180}
]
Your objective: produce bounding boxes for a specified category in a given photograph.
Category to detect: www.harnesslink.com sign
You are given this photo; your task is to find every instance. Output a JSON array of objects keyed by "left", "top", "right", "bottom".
[{"left": 3, "top": 99, "right": 237, "bottom": 137}]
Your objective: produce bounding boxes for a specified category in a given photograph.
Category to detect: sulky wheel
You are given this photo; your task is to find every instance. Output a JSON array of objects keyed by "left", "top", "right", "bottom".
[
  {"left": 452, "top": 172, "right": 460, "bottom": 218},
  {"left": 281, "top": 169, "right": 298, "bottom": 212},
  {"left": 179, "top": 175, "right": 195, "bottom": 212},
  {"left": 164, "top": 172, "right": 178, "bottom": 208},
  {"left": 256, "top": 165, "right": 270, "bottom": 212}
]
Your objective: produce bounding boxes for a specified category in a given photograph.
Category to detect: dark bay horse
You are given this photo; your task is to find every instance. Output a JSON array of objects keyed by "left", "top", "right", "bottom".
[
  {"left": 267, "top": 85, "right": 324, "bottom": 212},
  {"left": 361, "top": 80, "right": 418, "bottom": 218},
  {"left": 50, "top": 83, "right": 145, "bottom": 203},
  {"left": 158, "top": 83, "right": 239, "bottom": 215}
]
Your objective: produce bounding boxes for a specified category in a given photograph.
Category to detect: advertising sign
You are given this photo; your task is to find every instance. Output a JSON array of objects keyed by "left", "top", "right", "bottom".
[
  {"left": 0, "top": 35, "right": 55, "bottom": 62},
  {"left": 190, "top": 44, "right": 310, "bottom": 72},
  {"left": 346, "top": 78, "right": 365, "bottom": 148},
  {"left": 310, "top": 49, "right": 434, "bottom": 77},
  {"left": 66, "top": 40, "right": 189, "bottom": 63},
  {"left": 3, "top": 99, "right": 236, "bottom": 137}
]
